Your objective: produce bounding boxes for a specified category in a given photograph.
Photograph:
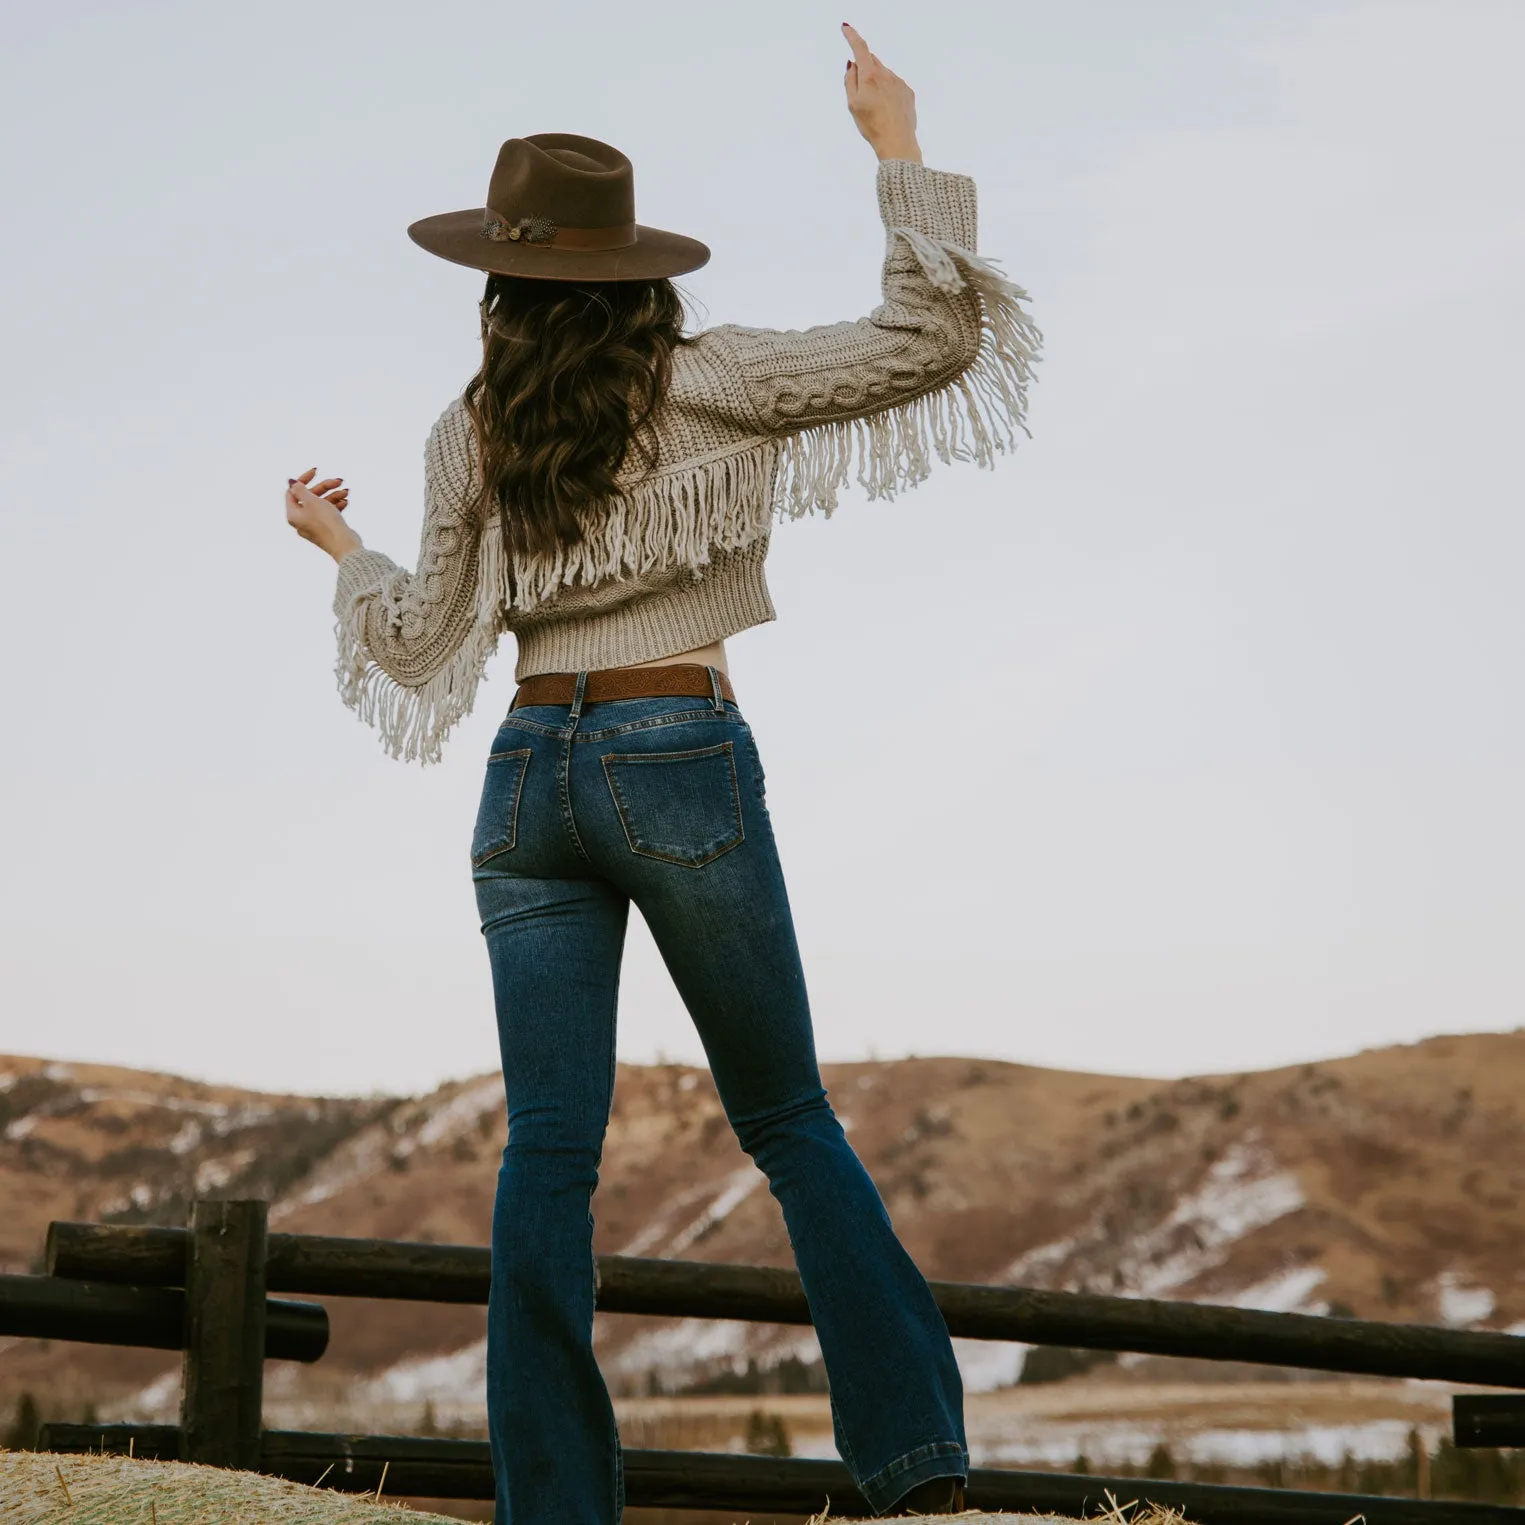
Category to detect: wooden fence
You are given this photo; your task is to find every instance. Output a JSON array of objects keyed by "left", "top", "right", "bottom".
[{"left": 3, "top": 1200, "right": 1525, "bottom": 1522}]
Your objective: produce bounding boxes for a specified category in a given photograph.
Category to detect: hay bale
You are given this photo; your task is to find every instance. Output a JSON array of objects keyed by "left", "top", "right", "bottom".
[
  {"left": 833, "top": 1507, "right": 1196, "bottom": 1523},
  {"left": 0, "top": 1452, "right": 1200, "bottom": 1525},
  {"left": 0, "top": 1449, "right": 459, "bottom": 1524}
]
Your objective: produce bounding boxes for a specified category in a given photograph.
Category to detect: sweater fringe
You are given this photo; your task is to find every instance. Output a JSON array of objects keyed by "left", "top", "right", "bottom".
[
  {"left": 332, "top": 449, "right": 780, "bottom": 766},
  {"left": 499, "top": 442, "right": 779, "bottom": 618},
  {"left": 773, "top": 228, "right": 1043, "bottom": 519},
  {"left": 334, "top": 521, "right": 510, "bottom": 767}
]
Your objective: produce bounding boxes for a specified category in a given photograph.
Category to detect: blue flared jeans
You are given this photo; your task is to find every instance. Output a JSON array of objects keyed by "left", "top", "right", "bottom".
[{"left": 470, "top": 671, "right": 967, "bottom": 1524}]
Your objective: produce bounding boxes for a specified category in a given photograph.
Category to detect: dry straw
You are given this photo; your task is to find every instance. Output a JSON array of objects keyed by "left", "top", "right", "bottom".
[
  {"left": 806, "top": 1489, "right": 1371, "bottom": 1524},
  {"left": 3, "top": 1453, "right": 1370, "bottom": 1525},
  {"left": 802, "top": 1488, "right": 1211, "bottom": 1522},
  {"left": 0, "top": 1450, "right": 458, "bottom": 1525},
  {"left": 802, "top": 1492, "right": 1205, "bottom": 1523}
]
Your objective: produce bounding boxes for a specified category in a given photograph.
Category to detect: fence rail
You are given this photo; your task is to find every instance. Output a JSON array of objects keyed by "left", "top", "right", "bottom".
[
  {"left": 21, "top": 1205, "right": 1525, "bottom": 1522},
  {"left": 45, "top": 1219, "right": 1525, "bottom": 1388},
  {"left": 40, "top": 1422, "right": 1525, "bottom": 1525},
  {"left": 0, "top": 1271, "right": 327, "bottom": 1360}
]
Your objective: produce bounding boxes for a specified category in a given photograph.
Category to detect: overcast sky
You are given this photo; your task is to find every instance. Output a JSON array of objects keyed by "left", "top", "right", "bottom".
[{"left": 2, "top": 0, "right": 1522, "bottom": 1098}]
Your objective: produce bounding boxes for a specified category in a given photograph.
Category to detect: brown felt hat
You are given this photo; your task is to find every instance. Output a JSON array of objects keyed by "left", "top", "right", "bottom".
[{"left": 407, "top": 132, "right": 710, "bottom": 282}]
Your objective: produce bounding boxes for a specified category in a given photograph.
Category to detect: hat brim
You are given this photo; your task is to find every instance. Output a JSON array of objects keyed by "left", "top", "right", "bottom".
[{"left": 408, "top": 208, "right": 710, "bottom": 282}]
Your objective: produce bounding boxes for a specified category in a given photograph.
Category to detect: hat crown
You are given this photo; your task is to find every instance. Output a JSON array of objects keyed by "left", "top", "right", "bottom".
[
  {"left": 485, "top": 133, "right": 635, "bottom": 230},
  {"left": 406, "top": 130, "right": 708, "bottom": 281}
]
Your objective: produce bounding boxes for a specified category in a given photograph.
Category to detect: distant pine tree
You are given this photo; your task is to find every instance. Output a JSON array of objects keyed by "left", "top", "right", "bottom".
[
  {"left": 4, "top": 1393, "right": 40, "bottom": 1450},
  {"left": 744, "top": 1410, "right": 791, "bottom": 1458}
]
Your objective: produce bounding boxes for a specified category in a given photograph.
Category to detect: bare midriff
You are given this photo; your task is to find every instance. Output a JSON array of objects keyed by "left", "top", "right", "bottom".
[{"left": 622, "top": 640, "right": 728, "bottom": 674}]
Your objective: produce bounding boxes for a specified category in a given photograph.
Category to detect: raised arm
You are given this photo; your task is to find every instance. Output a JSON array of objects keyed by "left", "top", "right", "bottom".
[{"left": 696, "top": 23, "right": 1041, "bottom": 516}]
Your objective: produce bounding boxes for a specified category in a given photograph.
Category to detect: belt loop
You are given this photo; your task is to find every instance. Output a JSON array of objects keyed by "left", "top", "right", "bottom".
[
  {"left": 706, "top": 665, "right": 725, "bottom": 713},
  {"left": 568, "top": 670, "right": 590, "bottom": 731}
]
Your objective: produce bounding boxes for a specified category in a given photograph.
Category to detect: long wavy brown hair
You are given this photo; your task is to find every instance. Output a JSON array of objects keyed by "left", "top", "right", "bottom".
[{"left": 463, "top": 273, "right": 690, "bottom": 572}]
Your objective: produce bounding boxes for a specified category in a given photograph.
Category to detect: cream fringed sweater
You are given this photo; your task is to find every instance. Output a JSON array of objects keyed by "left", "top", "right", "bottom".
[{"left": 331, "top": 158, "right": 1041, "bottom": 764}]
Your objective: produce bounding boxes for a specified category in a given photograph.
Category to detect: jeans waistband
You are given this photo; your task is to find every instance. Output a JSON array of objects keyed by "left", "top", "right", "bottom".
[{"left": 512, "top": 664, "right": 733, "bottom": 718}]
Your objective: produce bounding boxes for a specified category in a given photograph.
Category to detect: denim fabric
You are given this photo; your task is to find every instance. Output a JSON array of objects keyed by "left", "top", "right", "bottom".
[{"left": 471, "top": 673, "right": 967, "bottom": 1524}]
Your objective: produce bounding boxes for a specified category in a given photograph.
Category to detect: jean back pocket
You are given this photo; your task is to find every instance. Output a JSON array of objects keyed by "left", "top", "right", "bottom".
[
  {"left": 471, "top": 748, "right": 531, "bottom": 868},
  {"left": 603, "top": 741, "right": 744, "bottom": 868}
]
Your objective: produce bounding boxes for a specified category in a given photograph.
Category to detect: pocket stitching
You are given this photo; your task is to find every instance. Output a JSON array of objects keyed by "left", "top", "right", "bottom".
[
  {"left": 471, "top": 748, "right": 531, "bottom": 868},
  {"left": 744, "top": 734, "right": 767, "bottom": 807},
  {"left": 576, "top": 709, "right": 729, "bottom": 741},
  {"left": 602, "top": 741, "right": 744, "bottom": 868}
]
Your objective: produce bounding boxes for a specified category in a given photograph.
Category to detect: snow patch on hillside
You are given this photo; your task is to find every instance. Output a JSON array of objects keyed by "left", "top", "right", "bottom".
[
  {"left": 271, "top": 1122, "right": 400, "bottom": 1218},
  {"left": 194, "top": 1148, "right": 258, "bottom": 1195},
  {"left": 600, "top": 1317, "right": 822, "bottom": 1390},
  {"left": 665, "top": 1168, "right": 767, "bottom": 1258},
  {"left": 372, "top": 1338, "right": 487, "bottom": 1411},
  {"left": 406, "top": 1077, "right": 503, "bottom": 1154},
  {"left": 270, "top": 1078, "right": 501, "bottom": 1219},
  {"left": 355, "top": 1325, "right": 1040, "bottom": 1406},
  {"left": 107, "top": 1370, "right": 180, "bottom": 1424},
  {"left": 952, "top": 1337, "right": 1031, "bottom": 1392},
  {"left": 617, "top": 1164, "right": 766, "bottom": 1259},
  {"left": 973, "top": 1417, "right": 1442, "bottom": 1470},
  {"left": 1434, "top": 1271, "right": 1496, "bottom": 1328},
  {"left": 1223, "top": 1264, "right": 1328, "bottom": 1315},
  {"left": 999, "top": 1135, "right": 1307, "bottom": 1299},
  {"left": 3, "top": 1085, "right": 280, "bottom": 1142}
]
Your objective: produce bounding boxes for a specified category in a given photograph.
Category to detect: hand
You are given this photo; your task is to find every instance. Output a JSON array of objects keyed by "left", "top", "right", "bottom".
[
  {"left": 285, "top": 467, "right": 362, "bottom": 562},
  {"left": 842, "top": 23, "right": 921, "bottom": 164}
]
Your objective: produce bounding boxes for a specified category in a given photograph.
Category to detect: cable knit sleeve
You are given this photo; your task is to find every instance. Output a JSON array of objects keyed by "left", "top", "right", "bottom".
[
  {"left": 329, "top": 399, "right": 506, "bottom": 765},
  {"left": 698, "top": 158, "right": 1042, "bottom": 517}
]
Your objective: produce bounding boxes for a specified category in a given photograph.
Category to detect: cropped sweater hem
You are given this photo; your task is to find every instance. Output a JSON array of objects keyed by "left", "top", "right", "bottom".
[{"left": 511, "top": 552, "right": 778, "bottom": 678}]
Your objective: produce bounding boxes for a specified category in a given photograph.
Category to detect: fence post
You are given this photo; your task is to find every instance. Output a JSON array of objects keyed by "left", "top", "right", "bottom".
[{"left": 180, "top": 1199, "right": 268, "bottom": 1469}]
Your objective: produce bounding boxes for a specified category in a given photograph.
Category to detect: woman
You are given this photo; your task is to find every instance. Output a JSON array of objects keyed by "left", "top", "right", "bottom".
[{"left": 285, "top": 23, "right": 1039, "bottom": 1522}]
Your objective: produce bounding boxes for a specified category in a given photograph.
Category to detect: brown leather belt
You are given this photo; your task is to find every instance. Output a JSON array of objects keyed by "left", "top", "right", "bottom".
[{"left": 512, "top": 663, "right": 736, "bottom": 710}]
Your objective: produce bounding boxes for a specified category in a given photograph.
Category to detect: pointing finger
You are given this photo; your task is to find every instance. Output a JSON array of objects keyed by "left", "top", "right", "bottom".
[{"left": 842, "top": 21, "right": 872, "bottom": 68}]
